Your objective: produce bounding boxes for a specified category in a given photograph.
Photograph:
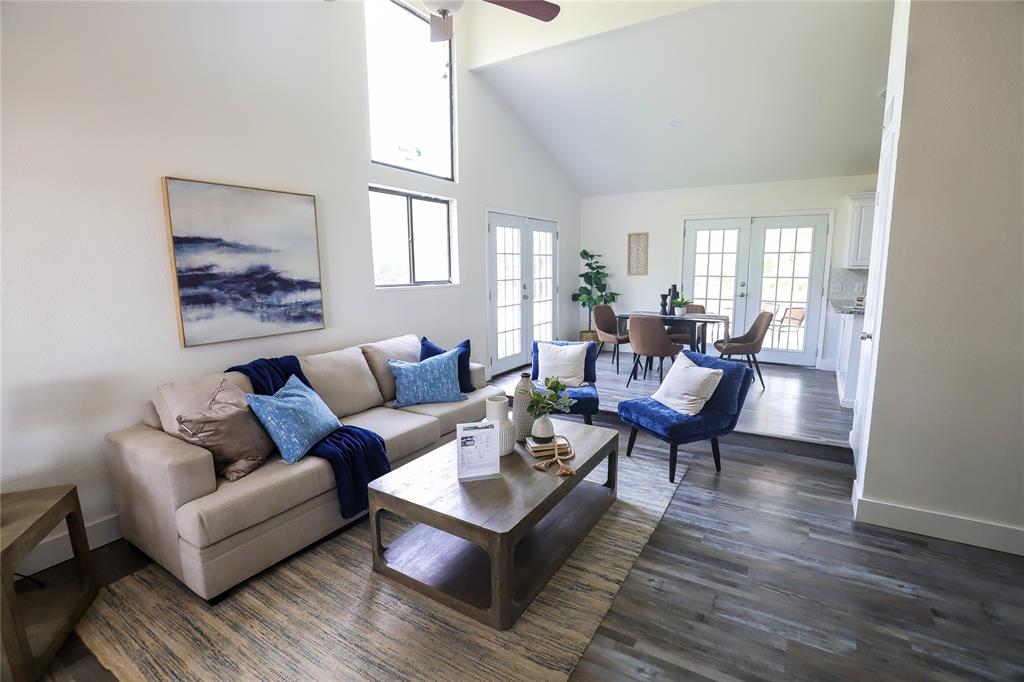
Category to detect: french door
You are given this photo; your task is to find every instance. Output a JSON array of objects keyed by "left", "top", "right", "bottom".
[
  {"left": 488, "top": 212, "right": 557, "bottom": 374},
  {"left": 682, "top": 214, "right": 829, "bottom": 366}
]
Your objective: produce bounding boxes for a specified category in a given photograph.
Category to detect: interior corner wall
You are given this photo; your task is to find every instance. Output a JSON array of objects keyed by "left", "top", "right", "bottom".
[
  {"left": 578, "top": 174, "right": 877, "bottom": 363},
  {"left": 1, "top": 0, "right": 580, "bottom": 571},
  {"left": 856, "top": 0, "right": 1024, "bottom": 554}
]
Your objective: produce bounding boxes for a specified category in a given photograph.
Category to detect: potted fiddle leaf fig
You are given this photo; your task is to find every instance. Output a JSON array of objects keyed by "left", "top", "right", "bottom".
[{"left": 571, "top": 249, "right": 619, "bottom": 340}]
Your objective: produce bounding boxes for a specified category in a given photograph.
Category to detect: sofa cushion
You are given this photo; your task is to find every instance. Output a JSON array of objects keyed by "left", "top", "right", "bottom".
[
  {"left": 400, "top": 384, "right": 505, "bottom": 433},
  {"left": 175, "top": 456, "right": 335, "bottom": 549},
  {"left": 360, "top": 334, "right": 421, "bottom": 402},
  {"left": 618, "top": 397, "right": 733, "bottom": 443},
  {"left": 390, "top": 348, "right": 467, "bottom": 408},
  {"left": 532, "top": 381, "right": 599, "bottom": 415},
  {"left": 469, "top": 363, "right": 486, "bottom": 390},
  {"left": 299, "top": 346, "right": 384, "bottom": 417},
  {"left": 343, "top": 407, "right": 441, "bottom": 462},
  {"left": 151, "top": 371, "right": 253, "bottom": 436}
]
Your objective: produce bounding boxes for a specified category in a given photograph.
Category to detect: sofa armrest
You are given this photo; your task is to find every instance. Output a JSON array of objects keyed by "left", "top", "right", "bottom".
[
  {"left": 106, "top": 425, "right": 217, "bottom": 578},
  {"left": 469, "top": 362, "right": 487, "bottom": 390}
]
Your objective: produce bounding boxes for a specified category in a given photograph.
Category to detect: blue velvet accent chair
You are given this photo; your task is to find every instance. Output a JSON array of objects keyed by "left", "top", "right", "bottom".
[
  {"left": 531, "top": 340, "right": 600, "bottom": 425},
  {"left": 617, "top": 351, "right": 754, "bottom": 482}
]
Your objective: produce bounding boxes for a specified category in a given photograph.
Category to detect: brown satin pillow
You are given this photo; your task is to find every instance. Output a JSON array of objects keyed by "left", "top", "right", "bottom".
[{"left": 176, "top": 379, "right": 274, "bottom": 481}]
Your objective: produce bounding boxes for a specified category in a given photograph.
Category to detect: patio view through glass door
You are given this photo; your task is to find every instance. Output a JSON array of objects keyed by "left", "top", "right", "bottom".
[
  {"left": 683, "top": 214, "right": 828, "bottom": 366},
  {"left": 488, "top": 212, "right": 557, "bottom": 374}
]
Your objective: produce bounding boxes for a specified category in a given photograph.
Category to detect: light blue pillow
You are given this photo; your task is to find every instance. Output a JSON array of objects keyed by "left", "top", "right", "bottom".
[
  {"left": 245, "top": 375, "right": 340, "bottom": 464},
  {"left": 389, "top": 348, "right": 468, "bottom": 408}
]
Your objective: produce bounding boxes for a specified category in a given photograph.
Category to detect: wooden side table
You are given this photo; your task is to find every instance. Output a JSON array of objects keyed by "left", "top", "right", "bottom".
[{"left": 1, "top": 485, "right": 97, "bottom": 682}]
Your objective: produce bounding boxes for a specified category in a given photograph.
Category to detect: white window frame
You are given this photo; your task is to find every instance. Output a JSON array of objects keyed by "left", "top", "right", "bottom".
[{"left": 369, "top": 186, "right": 455, "bottom": 288}]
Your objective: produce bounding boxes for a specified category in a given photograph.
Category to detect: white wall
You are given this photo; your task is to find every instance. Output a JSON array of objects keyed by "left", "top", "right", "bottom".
[
  {"left": 855, "top": 1, "right": 1024, "bottom": 555},
  {"left": 463, "top": 0, "right": 705, "bottom": 68},
  {"left": 579, "top": 174, "right": 877, "bottom": 364},
  {"left": 1, "top": 0, "right": 580, "bottom": 568}
]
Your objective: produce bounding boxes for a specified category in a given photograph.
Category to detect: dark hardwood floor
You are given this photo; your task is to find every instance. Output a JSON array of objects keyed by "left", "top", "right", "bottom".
[
  {"left": 20, "top": 415, "right": 1022, "bottom": 681},
  {"left": 572, "top": 415, "right": 1024, "bottom": 681},
  {"left": 492, "top": 350, "right": 855, "bottom": 447}
]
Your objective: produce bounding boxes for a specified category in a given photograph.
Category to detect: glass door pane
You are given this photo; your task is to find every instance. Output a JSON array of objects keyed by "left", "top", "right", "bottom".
[
  {"left": 495, "top": 224, "right": 523, "bottom": 363},
  {"left": 683, "top": 217, "right": 751, "bottom": 348},
  {"left": 532, "top": 230, "right": 555, "bottom": 343},
  {"left": 747, "top": 215, "right": 829, "bottom": 365}
]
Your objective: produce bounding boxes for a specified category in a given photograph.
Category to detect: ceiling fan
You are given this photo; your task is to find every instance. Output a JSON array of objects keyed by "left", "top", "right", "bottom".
[{"left": 421, "top": 0, "right": 561, "bottom": 42}]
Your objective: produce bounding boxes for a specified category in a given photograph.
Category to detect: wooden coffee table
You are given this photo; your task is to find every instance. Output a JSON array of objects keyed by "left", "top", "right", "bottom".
[{"left": 368, "top": 420, "right": 617, "bottom": 630}]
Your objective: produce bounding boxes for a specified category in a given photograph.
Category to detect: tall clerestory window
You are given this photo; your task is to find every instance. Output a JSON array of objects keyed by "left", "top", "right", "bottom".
[{"left": 364, "top": 0, "right": 455, "bottom": 181}]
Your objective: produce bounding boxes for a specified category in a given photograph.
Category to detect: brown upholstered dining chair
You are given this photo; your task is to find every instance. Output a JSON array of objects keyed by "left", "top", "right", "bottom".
[
  {"left": 668, "top": 303, "right": 706, "bottom": 350},
  {"left": 593, "top": 304, "right": 629, "bottom": 374},
  {"left": 627, "top": 315, "right": 684, "bottom": 386},
  {"left": 713, "top": 311, "right": 774, "bottom": 390}
]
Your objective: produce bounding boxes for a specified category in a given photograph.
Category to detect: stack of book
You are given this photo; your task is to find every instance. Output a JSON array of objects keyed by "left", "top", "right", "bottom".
[{"left": 525, "top": 436, "right": 574, "bottom": 459}]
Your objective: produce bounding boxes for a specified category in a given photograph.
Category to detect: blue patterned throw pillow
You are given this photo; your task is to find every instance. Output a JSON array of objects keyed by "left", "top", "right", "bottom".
[
  {"left": 245, "top": 375, "right": 340, "bottom": 464},
  {"left": 420, "top": 337, "right": 474, "bottom": 393},
  {"left": 389, "top": 348, "right": 468, "bottom": 408}
]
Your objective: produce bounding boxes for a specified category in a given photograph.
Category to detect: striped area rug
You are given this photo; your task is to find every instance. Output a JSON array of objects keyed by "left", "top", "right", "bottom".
[{"left": 78, "top": 437, "right": 682, "bottom": 681}]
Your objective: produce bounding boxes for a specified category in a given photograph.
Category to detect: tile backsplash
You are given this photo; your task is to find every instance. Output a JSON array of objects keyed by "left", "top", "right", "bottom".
[{"left": 828, "top": 267, "right": 868, "bottom": 301}]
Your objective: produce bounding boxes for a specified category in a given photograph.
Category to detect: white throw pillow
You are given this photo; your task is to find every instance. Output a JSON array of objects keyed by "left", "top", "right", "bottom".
[
  {"left": 536, "top": 342, "right": 587, "bottom": 387},
  {"left": 651, "top": 354, "right": 724, "bottom": 416}
]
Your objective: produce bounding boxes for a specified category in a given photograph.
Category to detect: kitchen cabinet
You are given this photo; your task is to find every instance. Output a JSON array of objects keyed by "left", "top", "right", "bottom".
[
  {"left": 836, "top": 311, "right": 864, "bottom": 409},
  {"left": 846, "top": 192, "right": 875, "bottom": 268}
]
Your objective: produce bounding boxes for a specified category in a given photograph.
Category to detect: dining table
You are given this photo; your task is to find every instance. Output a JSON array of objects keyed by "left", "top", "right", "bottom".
[{"left": 616, "top": 311, "right": 731, "bottom": 355}]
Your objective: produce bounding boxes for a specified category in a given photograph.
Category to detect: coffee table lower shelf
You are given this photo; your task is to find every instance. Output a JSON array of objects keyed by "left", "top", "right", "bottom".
[{"left": 372, "top": 478, "right": 615, "bottom": 630}]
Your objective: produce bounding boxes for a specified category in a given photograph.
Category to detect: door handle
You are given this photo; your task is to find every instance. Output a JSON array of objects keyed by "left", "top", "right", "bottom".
[
  {"left": 738, "top": 292, "right": 746, "bottom": 298},
  {"left": 523, "top": 294, "right": 530, "bottom": 300},
  {"left": 860, "top": 332, "right": 873, "bottom": 341}
]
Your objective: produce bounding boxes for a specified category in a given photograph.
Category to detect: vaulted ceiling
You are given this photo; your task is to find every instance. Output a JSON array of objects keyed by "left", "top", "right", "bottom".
[{"left": 474, "top": 1, "right": 893, "bottom": 196}]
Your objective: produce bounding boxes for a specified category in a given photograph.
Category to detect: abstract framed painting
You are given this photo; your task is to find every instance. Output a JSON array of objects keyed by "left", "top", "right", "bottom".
[{"left": 162, "top": 177, "right": 325, "bottom": 347}]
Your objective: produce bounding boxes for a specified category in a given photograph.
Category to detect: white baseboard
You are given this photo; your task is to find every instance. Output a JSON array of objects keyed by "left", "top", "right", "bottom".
[
  {"left": 816, "top": 358, "right": 838, "bottom": 371},
  {"left": 855, "top": 497, "right": 1024, "bottom": 556},
  {"left": 16, "top": 513, "right": 122, "bottom": 576}
]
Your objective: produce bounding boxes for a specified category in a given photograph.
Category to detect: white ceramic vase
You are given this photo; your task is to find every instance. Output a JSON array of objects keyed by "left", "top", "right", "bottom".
[
  {"left": 531, "top": 415, "right": 555, "bottom": 443},
  {"left": 512, "top": 372, "right": 534, "bottom": 443},
  {"left": 485, "top": 395, "right": 515, "bottom": 457}
]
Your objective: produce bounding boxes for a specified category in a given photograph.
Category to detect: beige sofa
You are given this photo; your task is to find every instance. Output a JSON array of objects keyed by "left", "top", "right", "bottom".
[{"left": 106, "top": 334, "right": 504, "bottom": 600}]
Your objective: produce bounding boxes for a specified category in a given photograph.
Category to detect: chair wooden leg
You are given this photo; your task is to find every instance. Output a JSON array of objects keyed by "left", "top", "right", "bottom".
[
  {"left": 597, "top": 342, "right": 605, "bottom": 356},
  {"left": 627, "top": 355, "right": 641, "bottom": 387},
  {"left": 643, "top": 356, "right": 650, "bottom": 380},
  {"left": 584, "top": 414, "right": 593, "bottom": 426},
  {"left": 615, "top": 345, "right": 621, "bottom": 374},
  {"left": 626, "top": 427, "right": 638, "bottom": 456},
  {"left": 751, "top": 354, "right": 766, "bottom": 390},
  {"left": 669, "top": 443, "right": 678, "bottom": 482},
  {"left": 710, "top": 437, "right": 722, "bottom": 472},
  {"left": 746, "top": 354, "right": 754, "bottom": 370},
  {"left": 659, "top": 356, "right": 664, "bottom": 383}
]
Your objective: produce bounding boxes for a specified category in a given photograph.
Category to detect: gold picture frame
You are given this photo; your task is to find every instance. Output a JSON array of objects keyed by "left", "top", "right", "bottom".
[{"left": 162, "top": 177, "right": 325, "bottom": 347}]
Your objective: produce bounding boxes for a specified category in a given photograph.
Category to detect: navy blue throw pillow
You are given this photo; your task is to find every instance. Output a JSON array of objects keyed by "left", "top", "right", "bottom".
[{"left": 420, "top": 337, "right": 474, "bottom": 393}]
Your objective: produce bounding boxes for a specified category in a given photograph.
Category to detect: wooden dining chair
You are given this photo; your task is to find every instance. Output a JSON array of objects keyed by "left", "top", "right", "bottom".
[
  {"left": 593, "top": 304, "right": 629, "bottom": 374},
  {"left": 667, "top": 303, "right": 706, "bottom": 349},
  {"left": 627, "top": 315, "right": 684, "bottom": 386},
  {"left": 713, "top": 311, "right": 773, "bottom": 389}
]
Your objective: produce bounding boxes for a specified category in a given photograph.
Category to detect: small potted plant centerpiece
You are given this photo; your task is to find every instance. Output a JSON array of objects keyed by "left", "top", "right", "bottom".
[
  {"left": 527, "top": 377, "right": 577, "bottom": 443},
  {"left": 671, "top": 292, "right": 692, "bottom": 313},
  {"left": 572, "top": 249, "right": 619, "bottom": 342}
]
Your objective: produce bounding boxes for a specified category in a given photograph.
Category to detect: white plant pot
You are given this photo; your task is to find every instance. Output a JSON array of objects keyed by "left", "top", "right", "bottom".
[
  {"left": 484, "top": 395, "right": 516, "bottom": 456},
  {"left": 531, "top": 415, "right": 555, "bottom": 443}
]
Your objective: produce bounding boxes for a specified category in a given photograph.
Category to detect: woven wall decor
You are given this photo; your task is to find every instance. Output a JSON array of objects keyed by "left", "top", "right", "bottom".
[{"left": 627, "top": 232, "right": 649, "bottom": 276}]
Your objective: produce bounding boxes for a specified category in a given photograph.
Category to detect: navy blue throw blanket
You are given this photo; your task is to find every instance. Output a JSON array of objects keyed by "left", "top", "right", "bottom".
[{"left": 228, "top": 355, "right": 391, "bottom": 519}]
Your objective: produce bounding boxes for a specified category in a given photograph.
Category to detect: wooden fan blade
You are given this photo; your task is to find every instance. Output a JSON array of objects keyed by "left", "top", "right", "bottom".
[{"left": 483, "top": 0, "right": 560, "bottom": 22}]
